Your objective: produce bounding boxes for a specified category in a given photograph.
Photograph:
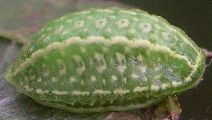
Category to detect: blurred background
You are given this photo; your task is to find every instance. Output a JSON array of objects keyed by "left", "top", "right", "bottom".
[{"left": 0, "top": 0, "right": 211, "bottom": 119}]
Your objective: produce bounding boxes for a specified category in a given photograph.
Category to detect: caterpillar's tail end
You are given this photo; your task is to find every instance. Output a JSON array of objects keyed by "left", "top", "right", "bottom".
[{"left": 203, "top": 48, "right": 212, "bottom": 67}]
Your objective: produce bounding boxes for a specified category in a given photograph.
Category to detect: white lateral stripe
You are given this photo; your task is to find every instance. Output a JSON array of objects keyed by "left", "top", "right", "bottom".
[
  {"left": 133, "top": 86, "right": 148, "bottom": 92},
  {"left": 93, "top": 90, "right": 111, "bottom": 95},
  {"left": 71, "top": 91, "right": 89, "bottom": 96},
  {"left": 14, "top": 36, "right": 193, "bottom": 76},
  {"left": 113, "top": 89, "right": 129, "bottom": 95},
  {"left": 52, "top": 90, "right": 69, "bottom": 95},
  {"left": 185, "top": 49, "right": 202, "bottom": 82}
]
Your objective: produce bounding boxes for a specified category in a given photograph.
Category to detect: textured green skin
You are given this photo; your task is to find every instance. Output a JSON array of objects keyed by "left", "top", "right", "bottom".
[{"left": 5, "top": 8, "right": 205, "bottom": 113}]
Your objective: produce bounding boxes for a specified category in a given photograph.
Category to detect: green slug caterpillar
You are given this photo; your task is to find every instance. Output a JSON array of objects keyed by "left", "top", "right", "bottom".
[{"left": 5, "top": 8, "right": 206, "bottom": 113}]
